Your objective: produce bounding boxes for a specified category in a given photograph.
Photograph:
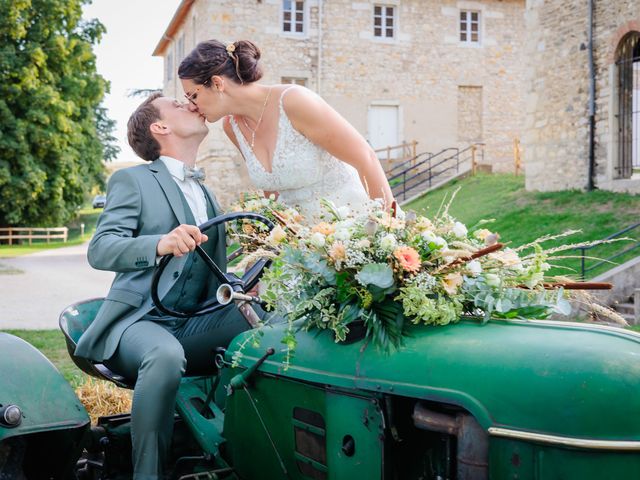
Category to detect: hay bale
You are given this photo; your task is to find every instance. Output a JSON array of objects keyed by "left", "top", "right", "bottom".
[{"left": 75, "top": 378, "right": 132, "bottom": 424}]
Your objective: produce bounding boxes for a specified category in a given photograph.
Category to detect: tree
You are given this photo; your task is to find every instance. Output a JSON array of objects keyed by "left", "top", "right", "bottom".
[{"left": 0, "top": 0, "right": 118, "bottom": 227}]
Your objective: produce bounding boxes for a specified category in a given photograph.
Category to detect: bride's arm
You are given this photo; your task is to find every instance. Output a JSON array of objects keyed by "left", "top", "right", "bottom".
[
  {"left": 223, "top": 116, "right": 278, "bottom": 200},
  {"left": 282, "top": 87, "right": 394, "bottom": 207}
]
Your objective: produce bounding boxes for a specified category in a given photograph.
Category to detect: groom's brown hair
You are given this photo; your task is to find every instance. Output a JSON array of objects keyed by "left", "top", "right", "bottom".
[{"left": 127, "top": 92, "right": 163, "bottom": 161}]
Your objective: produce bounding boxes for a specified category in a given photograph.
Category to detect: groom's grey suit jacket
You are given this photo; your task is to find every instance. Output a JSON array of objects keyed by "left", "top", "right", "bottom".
[{"left": 75, "top": 159, "right": 227, "bottom": 362}]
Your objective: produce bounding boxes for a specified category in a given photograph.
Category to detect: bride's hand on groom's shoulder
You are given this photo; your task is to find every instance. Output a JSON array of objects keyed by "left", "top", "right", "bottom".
[{"left": 156, "top": 224, "right": 208, "bottom": 257}]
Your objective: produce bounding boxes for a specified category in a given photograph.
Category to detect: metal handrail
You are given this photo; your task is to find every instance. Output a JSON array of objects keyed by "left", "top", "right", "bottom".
[
  {"left": 385, "top": 151, "right": 434, "bottom": 176},
  {"left": 576, "top": 222, "right": 640, "bottom": 279},
  {"left": 389, "top": 144, "right": 484, "bottom": 201}
]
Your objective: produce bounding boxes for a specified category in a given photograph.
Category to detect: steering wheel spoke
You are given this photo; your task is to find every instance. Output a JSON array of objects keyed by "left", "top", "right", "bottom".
[{"left": 150, "top": 212, "right": 275, "bottom": 321}]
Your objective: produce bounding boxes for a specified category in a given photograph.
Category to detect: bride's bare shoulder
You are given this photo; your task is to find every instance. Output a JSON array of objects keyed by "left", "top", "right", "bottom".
[{"left": 280, "top": 85, "right": 329, "bottom": 124}]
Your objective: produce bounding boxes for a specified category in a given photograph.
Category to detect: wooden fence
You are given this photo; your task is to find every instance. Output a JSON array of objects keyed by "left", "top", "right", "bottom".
[{"left": 0, "top": 227, "right": 69, "bottom": 245}]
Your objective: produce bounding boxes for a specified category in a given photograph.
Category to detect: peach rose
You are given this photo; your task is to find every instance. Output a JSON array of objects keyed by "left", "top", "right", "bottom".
[
  {"left": 312, "top": 222, "right": 336, "bottom": 236},
  {"left": 442, "top": 273, "right": 463, "bottom": 295}
]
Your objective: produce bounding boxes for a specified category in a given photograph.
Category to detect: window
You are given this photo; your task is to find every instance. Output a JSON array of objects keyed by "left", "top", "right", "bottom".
[
  {"left": 282, "top": 77, "right": 307, "bottom": 86},
  {"left": 166, "top": 52, "right": 173, "bottom": 81},
  {"left": 283, "top": 1, "right": 304, "bottom": 34},
  {"left": 460, "top": 10, "right": 480, "bottom": 44},
  {"left": 373, "top": 5, "right": 395, "bottom": 39}
]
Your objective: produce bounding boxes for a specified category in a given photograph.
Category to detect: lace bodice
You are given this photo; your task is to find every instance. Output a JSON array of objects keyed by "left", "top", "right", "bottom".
[{"left": 230, "top": 87, "right": 370, "bottom": 221}]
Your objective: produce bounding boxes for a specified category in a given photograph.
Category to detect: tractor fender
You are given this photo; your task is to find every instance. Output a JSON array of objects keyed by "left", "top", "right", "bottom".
[{"left": 0, "top": 333, "right": 89, "bottom": 443}]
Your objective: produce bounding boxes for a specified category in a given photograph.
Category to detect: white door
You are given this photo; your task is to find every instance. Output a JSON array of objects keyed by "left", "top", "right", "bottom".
[{"left": 368, "top": 105, "right": 399, "bottom": 157}]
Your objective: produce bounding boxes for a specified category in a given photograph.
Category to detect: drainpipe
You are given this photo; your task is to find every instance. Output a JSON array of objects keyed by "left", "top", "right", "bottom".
[
  {"left": 587, "top": 0, "right": 596, "bottom": 190},
  {"left": 317, "top": 0, "right": 323, "bottom": 95}
]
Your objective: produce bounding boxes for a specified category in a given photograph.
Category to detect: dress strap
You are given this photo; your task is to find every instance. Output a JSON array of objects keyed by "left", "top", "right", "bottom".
[
  {"left": 228, "top": 115, "right": 252, "bottom": 158},
  {"left": 279, "top": 85, "right": 299, "bottom": 107}
]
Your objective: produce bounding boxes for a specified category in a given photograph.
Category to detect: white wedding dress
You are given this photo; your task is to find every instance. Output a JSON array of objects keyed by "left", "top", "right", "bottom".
[{"left": 229, "top": 87, "right": 371, "bottom": 221}]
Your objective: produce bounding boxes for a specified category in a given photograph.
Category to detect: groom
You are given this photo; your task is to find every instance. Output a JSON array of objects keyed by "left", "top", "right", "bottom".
[{"left": 75, "top": 93, "right": 259, "bottom": 479}]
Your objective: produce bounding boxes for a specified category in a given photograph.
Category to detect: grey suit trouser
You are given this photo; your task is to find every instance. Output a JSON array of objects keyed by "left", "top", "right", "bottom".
[{"left": 104, "top": 304, "right": 257, "bottom": 480}]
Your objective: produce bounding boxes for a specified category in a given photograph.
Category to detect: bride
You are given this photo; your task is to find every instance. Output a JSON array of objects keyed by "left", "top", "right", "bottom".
[{"left": 177, "top": 39, "right": 395, "bottom": 220}]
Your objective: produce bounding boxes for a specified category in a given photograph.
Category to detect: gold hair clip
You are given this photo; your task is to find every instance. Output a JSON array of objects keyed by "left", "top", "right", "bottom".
[{"left": 226, "top": 43, "right": 236, "bottom": 56}]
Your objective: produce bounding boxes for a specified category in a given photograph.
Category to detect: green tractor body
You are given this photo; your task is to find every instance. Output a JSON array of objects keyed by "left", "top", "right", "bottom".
[
  {"left": 220, "top": 319, "right": 640, "bottom": 479},
  {"left": 3, "top": 303, "right": 640, "bottom": 478}
]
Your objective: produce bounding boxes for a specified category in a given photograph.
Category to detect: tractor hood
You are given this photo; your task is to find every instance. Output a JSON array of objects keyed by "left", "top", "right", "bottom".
[
  {"left": 229, "top": 319, "right": 640, "bottom": 442},
  {"left": 0, "top": 333, "right": 89, "bottom": 442}
]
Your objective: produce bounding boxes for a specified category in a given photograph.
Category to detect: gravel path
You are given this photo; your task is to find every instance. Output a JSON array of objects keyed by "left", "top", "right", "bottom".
[{"left": 0, "top": 243, "right": 113, "bottom": 329}]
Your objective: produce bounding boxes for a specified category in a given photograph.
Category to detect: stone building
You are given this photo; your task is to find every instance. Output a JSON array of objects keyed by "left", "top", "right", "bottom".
[
  {"left": 154, "top": 0, "right": 527, "bottom": 205},
  {"left": 524, "top": 0, "right": 640, "bottom": 193}
]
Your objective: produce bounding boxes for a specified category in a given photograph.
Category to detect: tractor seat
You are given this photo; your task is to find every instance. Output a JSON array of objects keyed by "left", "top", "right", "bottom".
[{"left": 59, "top": 298, "right": 135, "bottom": 389}]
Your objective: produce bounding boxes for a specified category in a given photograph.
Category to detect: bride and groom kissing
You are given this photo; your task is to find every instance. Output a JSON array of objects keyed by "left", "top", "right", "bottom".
[{"left": 74, "top": 38, "right": 396, "bottom": 478}]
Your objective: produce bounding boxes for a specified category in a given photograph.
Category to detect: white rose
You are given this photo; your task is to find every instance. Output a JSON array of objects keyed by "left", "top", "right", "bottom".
[
  {"left": 434, "top": 237, "right": 448, "bottom": 250},
  {"left": 309, "top": 232, "right": 326, "bottom": 248},
  {"left": 452, "top": 221, "right": 468, "bottom": 238},
  {"left": 485, "top": 273, "right": 501, "bottom": 288},
  {"left": 334, "top": 228, "right": 351, "bottom": 241},
  {"left": 467, "top": 260, "right": 482, "bottom": 277},
  {"left": 421, "top": 230, "right": 437, "bottom": 243},
  {"left": 356, "top": 239, "right": 371, "bottom": 249},
  {"left": 379, "top": 233, "right": 397, "bottom": 251}
]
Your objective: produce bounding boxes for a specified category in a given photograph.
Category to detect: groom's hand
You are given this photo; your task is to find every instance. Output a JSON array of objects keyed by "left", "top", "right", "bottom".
[{"left": 156, "top": 224, "right": 208, "bottom": 257}]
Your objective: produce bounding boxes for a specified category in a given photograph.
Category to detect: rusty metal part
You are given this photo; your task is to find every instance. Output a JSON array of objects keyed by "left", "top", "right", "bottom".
[{"left": 413, "top": 403, "right": 488, "bottom": 480}]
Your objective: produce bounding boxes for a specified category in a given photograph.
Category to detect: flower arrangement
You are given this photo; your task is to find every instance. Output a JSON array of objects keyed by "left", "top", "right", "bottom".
[
  {"left": 228, "top": 193, "right": 624, "bottom": 359},
  {"left": 227, "top": 192, "right": 302, "bottom": 253}
]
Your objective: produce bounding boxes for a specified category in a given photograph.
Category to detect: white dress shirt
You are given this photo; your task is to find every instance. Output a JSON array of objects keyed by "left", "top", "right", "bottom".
[{"left": 159, "top": 156, "right": 209, "bottom": 225}]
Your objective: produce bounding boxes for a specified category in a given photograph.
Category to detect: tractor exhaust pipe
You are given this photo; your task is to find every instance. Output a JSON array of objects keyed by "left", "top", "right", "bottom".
[{"left": 413, "top": 403, "right": 488, "bottom": 480}]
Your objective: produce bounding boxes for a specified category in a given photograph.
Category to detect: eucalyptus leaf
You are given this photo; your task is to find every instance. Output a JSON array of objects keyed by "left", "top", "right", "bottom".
[{"left": 356, "top": 263, "right": 395, "bottom": 289}]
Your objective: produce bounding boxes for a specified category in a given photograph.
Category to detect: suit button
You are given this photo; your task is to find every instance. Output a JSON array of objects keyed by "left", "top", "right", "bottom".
[
  {"left": 173, "top": 271, "right": 180, "bottom": 279},
  {"left": 192, "top": 257, "right": 198, "bottom": 264}
]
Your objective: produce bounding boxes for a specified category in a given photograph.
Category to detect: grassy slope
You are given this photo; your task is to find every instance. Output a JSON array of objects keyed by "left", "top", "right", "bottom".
[{"left": 406, "top": 173, "right": 640, "bottom": 278}]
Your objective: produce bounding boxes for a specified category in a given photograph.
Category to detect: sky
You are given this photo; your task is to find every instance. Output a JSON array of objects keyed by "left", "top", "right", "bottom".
[{"left": 82, "top": 0, "right": 182, "bottom": 163}]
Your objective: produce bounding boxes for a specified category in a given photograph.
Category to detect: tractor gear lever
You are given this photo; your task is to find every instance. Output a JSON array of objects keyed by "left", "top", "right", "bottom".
[{"left": 228, "top": 347, "right": 275, "bottom": 394}]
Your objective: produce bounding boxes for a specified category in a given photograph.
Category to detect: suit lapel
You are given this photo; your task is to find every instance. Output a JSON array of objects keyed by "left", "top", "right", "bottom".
[{"left": 149, "top": 159, "right": 187, "bottom": 225}]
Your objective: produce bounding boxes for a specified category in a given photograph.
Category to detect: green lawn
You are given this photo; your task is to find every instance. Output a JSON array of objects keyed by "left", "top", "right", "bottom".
[
  {"left": 0, "top": 208, "right": 102, "bottom": 258},
  {"left": 3, "top": 329, "right": 87, "bottom": 386},
  {"left": 406, "top": 173, "right": 640, "bottom": 279}
]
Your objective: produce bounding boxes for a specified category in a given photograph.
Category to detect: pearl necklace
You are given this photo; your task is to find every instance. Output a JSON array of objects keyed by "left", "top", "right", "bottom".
[{"left": 242, "top": 86, "right": 273, "bottom": 149}]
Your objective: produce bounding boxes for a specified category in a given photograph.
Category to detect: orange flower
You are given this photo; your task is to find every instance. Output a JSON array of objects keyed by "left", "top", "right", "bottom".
[
  {"left": 312, "top": 222, "right": 335, "bottom": 235},
  {"left": 393, "top": 246, "right": 421, "bottom": 273},
  {"left": 328, "top": 242, "right": 346, "bottom": 262}
]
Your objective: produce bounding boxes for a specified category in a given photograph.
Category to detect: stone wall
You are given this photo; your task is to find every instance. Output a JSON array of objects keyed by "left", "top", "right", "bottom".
[
  {"left": 524, "top": 0, "right": 640, "bottom": 193},
  {"left": 159, "top": 0, "right": 527, "bottom": 206}
]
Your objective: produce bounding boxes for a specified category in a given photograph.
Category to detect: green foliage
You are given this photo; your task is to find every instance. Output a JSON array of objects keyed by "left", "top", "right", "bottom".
[
  {"left": 407, "top": 173, "right": 640, "bottom": 278},
  {"left": 0, "top": 0, "right": 118, "bottom": 227}
]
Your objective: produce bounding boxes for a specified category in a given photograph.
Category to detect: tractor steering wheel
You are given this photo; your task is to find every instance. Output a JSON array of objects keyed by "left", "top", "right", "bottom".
[{"left": 150, "top": 212, "right": 275, "bottom": 319}]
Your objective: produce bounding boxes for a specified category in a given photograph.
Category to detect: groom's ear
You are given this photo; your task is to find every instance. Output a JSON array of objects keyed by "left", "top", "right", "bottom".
[{"left": 150, "top": 121, "right": 170, "bottom": 136}]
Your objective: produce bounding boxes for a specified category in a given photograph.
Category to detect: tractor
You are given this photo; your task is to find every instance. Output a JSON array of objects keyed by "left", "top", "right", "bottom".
[{"left": 2, "top": 213, "right": 640, "bottom": 479}]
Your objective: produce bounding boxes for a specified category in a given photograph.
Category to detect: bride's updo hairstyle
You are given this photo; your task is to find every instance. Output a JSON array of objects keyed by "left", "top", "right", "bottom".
[{"left": 178, "top": 39, "right": 263, "bottom": 85}]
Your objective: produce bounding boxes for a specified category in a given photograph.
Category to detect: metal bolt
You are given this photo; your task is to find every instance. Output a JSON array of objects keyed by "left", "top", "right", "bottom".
[{"left": 0, "top": 405, "right": 22, "bottom": 427}]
